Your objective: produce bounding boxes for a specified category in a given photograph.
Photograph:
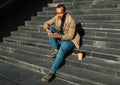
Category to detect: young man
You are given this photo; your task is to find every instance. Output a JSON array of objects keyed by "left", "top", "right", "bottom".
[{"left": 41, "top": 4, "right": 80, "bottom": 82}]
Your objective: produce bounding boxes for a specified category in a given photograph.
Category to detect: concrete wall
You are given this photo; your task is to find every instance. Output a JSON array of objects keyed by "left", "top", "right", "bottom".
[{"left": 0, "top": 0, "right": 52, "bottom": 42}]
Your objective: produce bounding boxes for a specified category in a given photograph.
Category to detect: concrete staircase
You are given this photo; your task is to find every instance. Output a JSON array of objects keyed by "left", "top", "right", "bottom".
[{"left": 0, "top": 0, "right": 120, "bottom": 84}]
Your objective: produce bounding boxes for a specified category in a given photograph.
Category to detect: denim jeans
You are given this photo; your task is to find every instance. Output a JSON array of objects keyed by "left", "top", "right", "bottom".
[{"left": 48, "top": 26, "right": 75, "bottom": 73}]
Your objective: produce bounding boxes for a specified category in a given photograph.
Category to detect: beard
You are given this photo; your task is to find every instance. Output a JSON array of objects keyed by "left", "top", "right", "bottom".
[{"left": 58, "top": 16, "right": 62, "bottom": 19}]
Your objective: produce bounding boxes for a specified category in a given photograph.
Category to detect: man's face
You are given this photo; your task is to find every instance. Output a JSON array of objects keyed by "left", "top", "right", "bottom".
[{"left": 56, "top": 7, "right": 65, "bottom": 20}]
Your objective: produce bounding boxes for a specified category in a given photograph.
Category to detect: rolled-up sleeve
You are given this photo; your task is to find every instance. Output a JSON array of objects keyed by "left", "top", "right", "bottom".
[{"left": 44, "top": 16, "right": 56, "bottom": 29}]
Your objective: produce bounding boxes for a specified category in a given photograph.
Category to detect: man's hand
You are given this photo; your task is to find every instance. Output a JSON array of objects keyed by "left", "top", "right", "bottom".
[
  {"left": 51, "top": 33, "right": 62, "bottom": 39},
  {"left": 45, "top": 28, "right": 62, "bottom": 39},
  {"left": 45, "top": 28, "right": 52, "bottom": 36}
]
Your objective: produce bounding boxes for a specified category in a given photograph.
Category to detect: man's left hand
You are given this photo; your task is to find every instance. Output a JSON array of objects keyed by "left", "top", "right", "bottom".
[{"left": 50, "top": 33, "right": 62, "bottom": 39}]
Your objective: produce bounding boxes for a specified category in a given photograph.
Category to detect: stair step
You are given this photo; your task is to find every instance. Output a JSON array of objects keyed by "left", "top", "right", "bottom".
[
  {"left": 0, "top": 41, "right": 120, "bottom": 73},
  {"left": 8, "top": 30, "right": 120, "bottom": 50},
  {"left": 43, "top": 6, "right": 90, "bottom": 11},
  {"left": 0, "top": 0, "right": 120, "bottom": 84},
  {"left": 11, "top": 29, "right": 120, "bottom": 44},
  {"left": 24, "top": 20, "right": 120, "bottom": 30},
  {"left": 48, "top": 1, "right": 93, "bottom": 7},
  {"left": 91, "top": 1, "right": 120, "bottom": 8},
  {"left": 35, "top": 14, "right": 120, "bottom": 20},
  {"left": 18, "top": 26, "right": 44, "bottom": 32},
  {"left": 38, "top": 8, "right": 120, "bottom": 16},
  {"left": 11, "top": 31, "right": 48, "bottom": 40},
  {"left": 84, "top": 35, "right": 120, "bottom": 43},
  {"left": 0, "top": 61, "right": 80, "bottom": 85},
  {"left": 3, "top": 36, "right": 50, "bottom": 47},
  {"left": 12, "top": 28, "right": 120, "bottom": 50},
  {"left": 17, "top": 25, "right": 45, "bottom": 32},
  {"left": 43, "top": 3, "right": 119, "bottom": 12},
  {"left": 51, "top": 1, "right": 120, "bottom": 10},
  {"left": 18, "top": 26, "right": 120, "bottom": 36},
  {"left": 83, "top": 39, "right": 120, "bottom": 50},
  {"left": 3, "top": 34, "right": 120, "bottom": 61},
  {"left": 84, "top": 30, "right": 120, "bottom": 39},
  {"left": 2, "top": 45, "right": 119, "bottom": 84},
  {"left": 53, "top": 0, "right": 93, "bottom": 2},
  {"left": 52, "top": 0, "right": 120, "bottom": 3},
  {"left": 80, "top": 45, "right": 120, "bottom": 61},
  {"left": 0, "top": 50, "right": 107, "bottom": 85},
  {"left": 81, "top": 22, "right": 120, "bottom": 29}
]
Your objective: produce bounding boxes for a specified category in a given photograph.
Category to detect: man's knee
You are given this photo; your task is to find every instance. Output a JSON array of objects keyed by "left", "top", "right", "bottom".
[{"left": 49, "top": 26, "right": 55, "bottom": 31}]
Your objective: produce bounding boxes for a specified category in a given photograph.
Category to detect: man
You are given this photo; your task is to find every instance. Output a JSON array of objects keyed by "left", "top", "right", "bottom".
[{"left": 41, "top": 4, "right": 80, "bottom": 82}]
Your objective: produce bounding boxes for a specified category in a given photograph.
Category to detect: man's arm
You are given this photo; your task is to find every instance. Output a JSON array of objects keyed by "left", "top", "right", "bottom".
[
  {"left": 44, "top": 16, "right": 56, "bottom": 30},
  {"left": 44, "top": 16, "right": 56, "bottom": 35}
]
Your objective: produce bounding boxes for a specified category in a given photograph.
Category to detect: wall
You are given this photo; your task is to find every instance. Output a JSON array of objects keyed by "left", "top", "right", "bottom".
[{"left": 0, "top": 0, "right": 52, "bottom": 42}]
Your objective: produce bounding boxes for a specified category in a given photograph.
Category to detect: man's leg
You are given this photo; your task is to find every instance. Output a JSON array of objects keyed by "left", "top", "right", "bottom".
[
  {"left": 48, "top": 26, "right": 63, "bottom": 58},
  {"left": 41, "top": 26, "right": 65, "bottom": 82},
  {"left": 48, "top": 26, "right": 59, "bottom": 50},
  {"left": 50, "top": 40, "right": 75, "bottom": 73}
]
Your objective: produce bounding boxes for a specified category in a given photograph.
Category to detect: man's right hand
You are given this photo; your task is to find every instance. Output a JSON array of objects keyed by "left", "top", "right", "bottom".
[{"left": 45, "top": 28, "right": 52, "bottom": 36}]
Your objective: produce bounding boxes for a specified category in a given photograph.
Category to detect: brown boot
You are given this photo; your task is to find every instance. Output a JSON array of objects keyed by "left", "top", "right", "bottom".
[
  {"left": 48, "top": 49, "right": 58, "bottom": 58},
  {"left": 41, "top": 71, "right": 55, "bottom": 83}
]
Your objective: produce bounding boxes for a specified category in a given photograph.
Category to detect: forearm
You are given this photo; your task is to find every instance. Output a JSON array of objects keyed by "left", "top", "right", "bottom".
[{"left": 50, "top": 33, "right": 62, "bottom": 39}]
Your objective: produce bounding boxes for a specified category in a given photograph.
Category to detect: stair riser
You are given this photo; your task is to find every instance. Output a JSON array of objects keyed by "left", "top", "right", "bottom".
[
  {"left": 18, "top": 27, "right": 44, "bottom": 32},
  {"left": 1, "top": 42, "right": 119, "bottom": 78},
  {"left": 31, "top": 19, "right": 120, "bottom": 26},
  {"left": 0, "top": 45, "right": 119, "bottom": 79},
  {"left": 0, "top": 0, "right": 120, "bottom": 84},
  {"left": 43, "top": 4, "right": 119, "bottom": 11},
  {"left": 83, "top": 40, "right": 120, "bottom": 50},
  {"left": 10, "top": 29, "right": 120, "bottom": 53},
  {"left": 3, "top": 38, "right": 50, "bottom": 49},
  {"left": 52, "top": 0, "right": 120, "bottom": 7},
  {"left": 38, "top": 9, "right": 120, "bottom": 16},
  {"left": 0, "top": 44, "right": 120, "bottom": 82},
  {"left": 24, "top": 21, "right": 120, "bottom": 29},
  {"left": 0, "top": 50, "right": 119, "bottom": 85},
  {"left": 0, "top": 55, "right": 96, "bottom": 85},
  {"left": 17, "top": 27, "right": 120, "bottom": 40},
  {"left": 35, "top": 15, "right": 120, "bottom": 21},
  {"left": 85, "top": 31, "right": 120, "bottom": 39},
  {"left": 43, "top": 6, "right": 90, "bottom": 11},
  {"left": 53, "top": 0, "right": 120, "bottom": 3},
  {"left": 3, "top": 36, "right": 120, "bottom": 62},
  {"left": 48, "top": 1, "right": 93, "bottom": 7},
  {"left": 18, "top": 26, "right": 120, "bottom": 35},
  {"left": 53, "top": 0, "right": 94, "bottom": 2},
  {"left": 82, "top": 23, "right": 120, "bottom": 29},
  {"left": 91, "top": 52, "right": 119, "bottom": 61},
  {"left": 3, "top": 35, "right": 120, "bottom": 51},
  {"left": 80, "top": 45, "right": 120, "bottom": 61},
  {"left": 52, "top": 0, "right": 94, "bottom": 3},
  {"left": 11, "top": 32, "right": 48, "bottom": 40}
]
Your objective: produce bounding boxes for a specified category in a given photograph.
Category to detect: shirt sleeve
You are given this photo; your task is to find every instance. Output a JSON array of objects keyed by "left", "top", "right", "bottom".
[{"left": 44, "top": 16, "right": 56, "bottom": 29}]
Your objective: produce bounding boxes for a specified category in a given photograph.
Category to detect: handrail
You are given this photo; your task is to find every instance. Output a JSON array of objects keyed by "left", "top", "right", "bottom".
[{"left": 0, "top": 0, "right": 13, "bottom": 9}]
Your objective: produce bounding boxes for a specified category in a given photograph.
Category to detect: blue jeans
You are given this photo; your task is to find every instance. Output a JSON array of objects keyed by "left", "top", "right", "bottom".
[{"left": 48, "top": 26, "right": 75, "bottom": 73}]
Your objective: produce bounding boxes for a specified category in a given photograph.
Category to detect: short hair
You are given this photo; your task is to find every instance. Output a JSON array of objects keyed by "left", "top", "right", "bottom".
[{"left": 56, "top": 4, "right": 66, "bottom": 12}]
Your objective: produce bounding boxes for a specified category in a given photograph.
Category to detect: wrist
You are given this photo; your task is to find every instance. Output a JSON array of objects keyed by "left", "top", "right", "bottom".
[
  {"left": 45, "top": 28, "right": 49, "bottom": 32},
  {"left": 60, "top": 35, "right": 62, "bottom": 39}
]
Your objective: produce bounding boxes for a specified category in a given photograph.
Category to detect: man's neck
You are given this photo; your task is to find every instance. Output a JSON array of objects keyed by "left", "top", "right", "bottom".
[{"left": 61, "top": 13, "right": 66, "bottom": 22}]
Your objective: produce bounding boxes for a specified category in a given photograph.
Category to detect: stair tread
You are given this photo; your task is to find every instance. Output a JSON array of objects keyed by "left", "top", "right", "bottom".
[
  {"left": 3, "top": 36, "right": 120, "bottom": 61},
  {"left": 0, "top": 61, "right": 77, "bottom": 85},
  {"left": 0, "top": 50, "right": 106, "bottom": 85},
  {"left": 0, "top": 50, "right": 120, "bottom": 85},
  {"left": 0, "top": 0, "right": 120, "bottom": 84},
  {"left": 38, "top": 8, "right": 120, "bottom": 15},
  {"left": 0, "top": 42, "right": 120, "bottom": 71}
]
